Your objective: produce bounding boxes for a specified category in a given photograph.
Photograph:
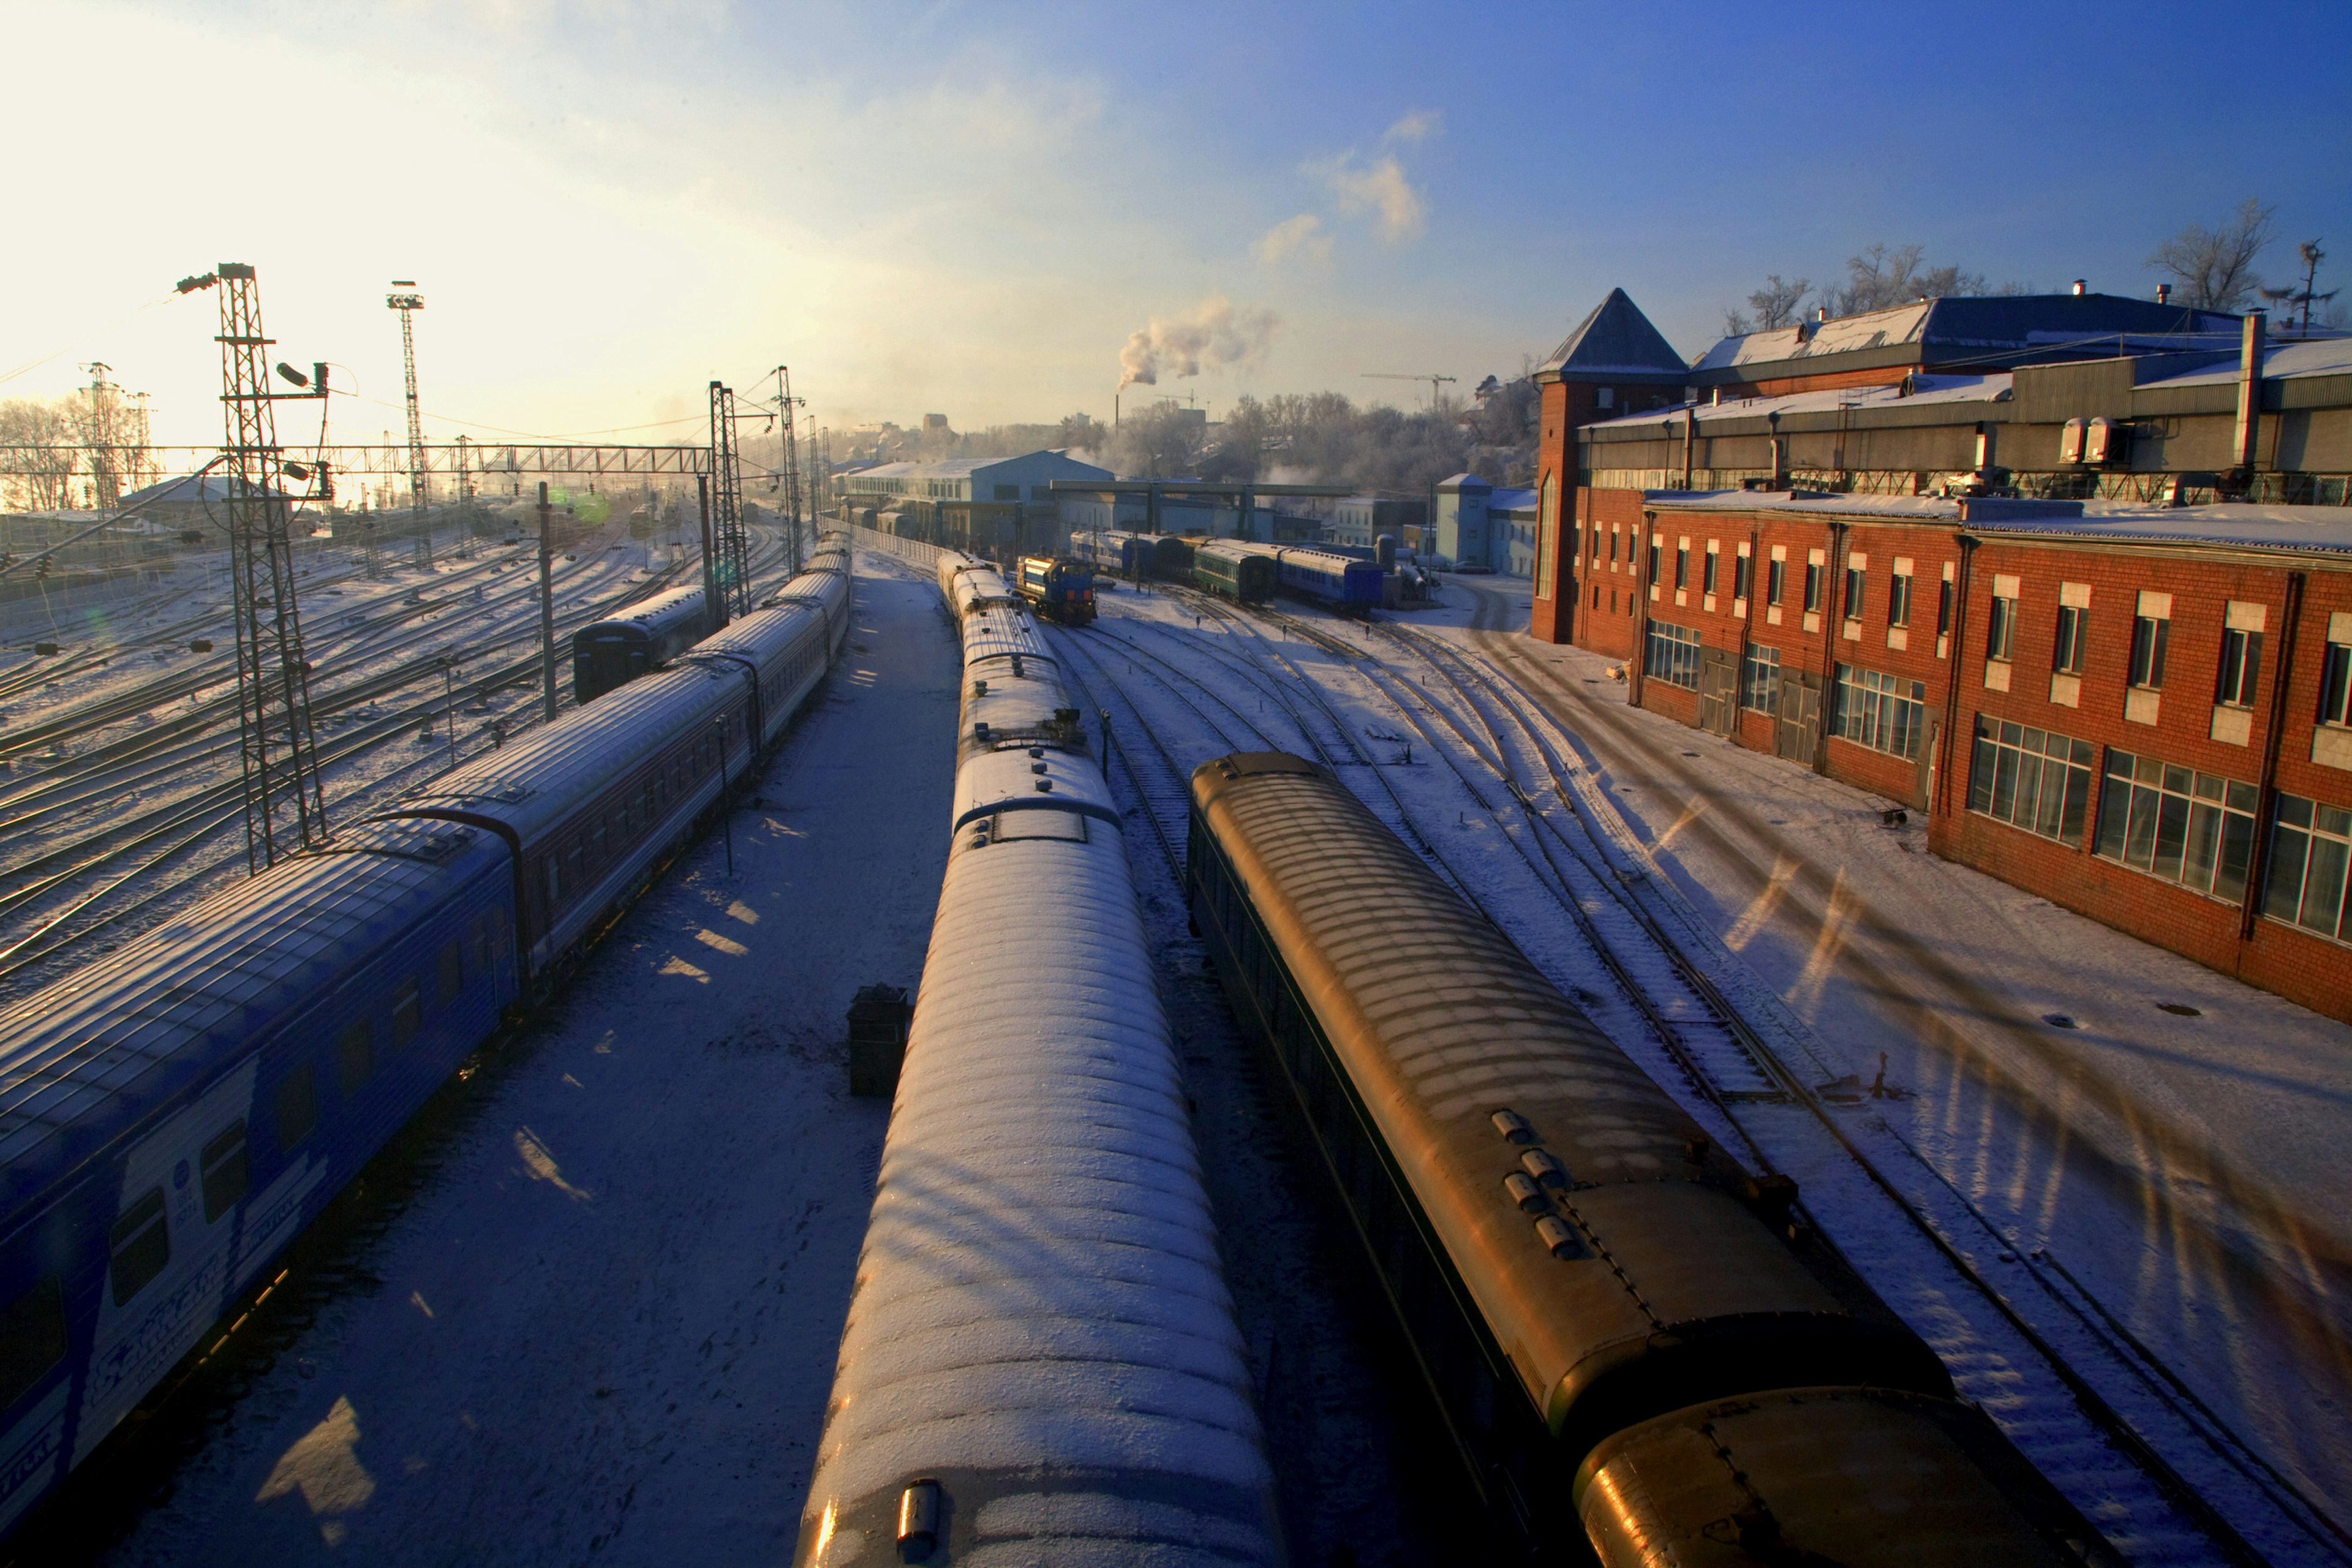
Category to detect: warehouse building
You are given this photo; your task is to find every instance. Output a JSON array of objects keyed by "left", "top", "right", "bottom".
[
  {"left": 836, "top": 449, "right": 1110, "bottom": 556},
  {"left": 1534, "top": 484, "right": 2352, "bottom": 1021}
]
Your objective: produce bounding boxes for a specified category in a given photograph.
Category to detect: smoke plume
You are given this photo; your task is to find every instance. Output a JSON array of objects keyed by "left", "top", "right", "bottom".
[{"left": 1117, "top": 295, "right": 1279, "bottom": 388}]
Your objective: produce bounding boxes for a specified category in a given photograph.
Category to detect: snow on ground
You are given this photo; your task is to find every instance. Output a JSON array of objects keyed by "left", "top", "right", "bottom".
[
  {"left": 90, "top": 560, "right": 958, "bottom": 1565},
  {"left": 1430, "top": 575, "right": 2352, "bottom": 1525}
]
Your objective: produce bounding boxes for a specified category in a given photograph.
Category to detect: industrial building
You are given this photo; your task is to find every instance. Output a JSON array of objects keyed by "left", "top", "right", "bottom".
[
  {"left": 835, "top": 449, "right": 1110, "bottom": 556},
  {"left": 1326, "top": 495, "right": 1428, "bottom": 551},
  {"left": 1433, "top": 474, "right": 1539, "bottom": 575},
  {"left": 1530, "top": 485, "right": 2352, "bottom": 1022}
]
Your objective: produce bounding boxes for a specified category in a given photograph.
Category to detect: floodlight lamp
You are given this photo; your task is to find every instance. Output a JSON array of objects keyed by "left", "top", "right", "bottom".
[{"left": 275, "top": 362, "right": 309, "bottom": 388}]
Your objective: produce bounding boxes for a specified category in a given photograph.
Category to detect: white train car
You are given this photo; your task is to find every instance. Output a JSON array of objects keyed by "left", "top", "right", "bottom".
[{"left": 795, "top": 554, "right": 1279, "bottom": 1567}]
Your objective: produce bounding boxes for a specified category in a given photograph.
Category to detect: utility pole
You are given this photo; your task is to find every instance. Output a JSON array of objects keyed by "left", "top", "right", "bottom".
[
  {"left": 773, "top": 366, "right": 801, "bottom": 577},
  {"left": 537, "top": 480, "right": 558, "bottom": 723},
  {"left": 387, "top": 281, "right": 429, "bottom": 567},
  {"left": 437, "top": 651, "right": 459, "bottom": 774},
  {"left": 178, "top": 262, "right": 332, "bottom": 870},
  {"left": 698, "top": 474, "right": 721, "bottom": 631}
]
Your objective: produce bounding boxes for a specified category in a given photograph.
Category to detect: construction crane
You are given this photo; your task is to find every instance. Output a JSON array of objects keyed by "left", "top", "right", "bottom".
[{"left": 1362, "top": 371, "right": 1458, "bottom": 409}]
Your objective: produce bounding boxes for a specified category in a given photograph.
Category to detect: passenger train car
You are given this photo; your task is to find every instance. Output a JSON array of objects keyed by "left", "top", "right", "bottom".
[
  {"left": 1067, "top": 529, "right": 1193, "bottom": 581},
  {"left": 1188, "top": 753, "right": 2122, "bottom": 1567},
  {"left": 794, "top": 554, "right": 1278, "bottom": 1568},
  {"left": 1189, "top": 540, "right": 1277, "bottom": 604},
  {"left": 1238, "top": 542, "right": 1384, "bottom": 615},
  {"left": 570, "top": 582, "right": 712, "bottom": 703},
  {"left": 0, "top": 541, "right": 853, "bottom": 1540}
]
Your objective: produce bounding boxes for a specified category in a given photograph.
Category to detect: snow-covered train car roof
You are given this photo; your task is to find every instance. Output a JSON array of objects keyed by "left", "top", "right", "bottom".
[
  {"left": 798, "top": 826, "right": 1275, "bottom": 1566},
  {"left": 962, "top": 602, "right": 1052, "bottom": 666},
  {"left": 952, "top": 746, "right": 1114, "bottom": 832},
  {"left": 0, "top": 820, "right": 508, "bottom": 1228},
  {"left": 398, "top": 594, "right": 831, "bottom": 850},
  {"left": 581, "top": 581, "right": 706, "bottom": 637}
]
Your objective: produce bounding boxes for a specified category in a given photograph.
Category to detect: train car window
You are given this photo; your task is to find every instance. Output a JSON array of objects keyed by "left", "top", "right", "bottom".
[
  {"left": 0, "top": 1276, "right": 67, "bottom": 1413},
  {"left": 274, "top": 1063, "right": 318, "bottom": 1153},
  {"left": 543, "top": 858, "right": 561, "bottom": 910},
  {"left": 108, "top": 1188, "right": 171, "bottom": 1306},
  {"left": 389, "top": 980, "right": 422, "bottom": 1048},
  {"left": 200, "top": 1121, "right": 250, "bottom": 1223},
  {"left": 337, "top": 1019, "right": 375, "bottom": 1096},
  {"left": 435, "top": 941, "right": 463, "bottom": 1006},
  {"left": 488, "top": 910, "right": 510, "bottom": 962},
  {"left": 467, "top": 913, "right": 491, "bottom": 975}
]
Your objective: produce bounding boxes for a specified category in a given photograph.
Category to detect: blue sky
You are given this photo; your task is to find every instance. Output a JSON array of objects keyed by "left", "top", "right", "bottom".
[{"left": 2, "top": 0, "right": 2346, "bottom": 447}]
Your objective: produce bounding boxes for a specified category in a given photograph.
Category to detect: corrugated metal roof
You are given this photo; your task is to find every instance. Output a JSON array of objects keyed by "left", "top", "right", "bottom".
[
  {"left": 1691, "top": 293, "right": 2244, "bottom": 378},
  {"left": 1536, "top": 288, "right": 1692, "bottom": 380}
]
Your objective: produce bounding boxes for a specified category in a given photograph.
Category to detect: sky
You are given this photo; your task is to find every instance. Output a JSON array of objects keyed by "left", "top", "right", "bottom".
[{"left": 2, "top": 0, "right": 2348, "bottom": 452}]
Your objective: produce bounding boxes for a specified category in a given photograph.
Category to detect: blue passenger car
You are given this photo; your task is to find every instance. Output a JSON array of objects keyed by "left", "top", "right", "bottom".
[
  {"left": 1268, "top": 545, "right": 1382, "bottom": 615},
  {"left": 572, "top": 583, "right": 711, "bottom": 704}
]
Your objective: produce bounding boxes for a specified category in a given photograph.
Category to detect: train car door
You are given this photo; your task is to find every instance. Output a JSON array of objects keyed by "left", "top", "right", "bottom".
[{"left": 72, "top": 1058, "right": 258, "bottom": 1464}]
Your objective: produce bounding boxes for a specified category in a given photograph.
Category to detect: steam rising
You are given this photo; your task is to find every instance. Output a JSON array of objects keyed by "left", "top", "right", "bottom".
[{"left": 1118, "top": 294, "right": 1279, "bottom": 388}]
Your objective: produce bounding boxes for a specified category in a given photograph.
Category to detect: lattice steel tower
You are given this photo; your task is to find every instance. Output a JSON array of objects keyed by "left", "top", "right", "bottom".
[
  {"left": 388, "top": 281, "right": 429, "bottom": 565},
  {"left": 708, "top": 381, "right": 752, "bottom": 620},
  {"left": 187, "top": 262, "right": 331, "bottom": 869}
]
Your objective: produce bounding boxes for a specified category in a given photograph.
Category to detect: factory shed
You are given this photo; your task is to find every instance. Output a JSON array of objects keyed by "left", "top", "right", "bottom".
[{"left": 835, "top": 449, "right": 1109, "bottom": 557}]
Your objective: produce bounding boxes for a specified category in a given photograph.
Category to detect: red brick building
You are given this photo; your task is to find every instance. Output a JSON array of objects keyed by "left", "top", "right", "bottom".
[{"left": 1534, "top": 488, "right": 2352, "bottom": 1022}]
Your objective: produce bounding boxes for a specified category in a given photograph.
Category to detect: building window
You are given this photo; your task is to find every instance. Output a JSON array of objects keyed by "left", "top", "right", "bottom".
[
  {"left": 1937, "top": 576, "right": 1953, "bottom": 637},
  {"left": 1803, "top": 559, "right": 1823, "bottom": 613},
  {"left": 1534, "top": 477, "right": 1557, "bottom": 598},
  {"left": 1889, "top": 568, "right": 1913, "bottom": 628},
  {"left": 2131, "top": 610, "right": 2169, "bottom": 688},
  {"left": 1675, "top": 541, "right": 1689, "bottom": 590},
  {"left": 2054, "top": 603, "right": 2089, "bottom": 674},
  {"left": 1733, "top": 551, "right": 1752, "bottom": 601},
  {"left": 1767, "top": 557, "right": 1785, "bottom": 606},
  {"left": 2217, "top": 622, "right": 2263, "bottom": 707},
  {"left": 1834, "top": 664, "right": 1929, "bottom": 759},
  {"left": 1986, "top": 592, "right": 2016, "bottom": 662},
  {"left": 2095, "top": 752, "right": 2258, "bottom": 901},
  {"left": 1596, "top": 386, "right": 1615, "bottom": 409},
  {"left": 1703, "top": 546, "right": 1719, "bottom": 595},
  {"left": 1843, "top": 559, "right": 1866, "bottom": 621},
  {"left": 1967, "top": 717, "right": 2093, "bottom": 843},
  {"left": 2322, "top": 635, "right": 2352, "bottom": 727},
  {"left": 2265, "top": 794, "right": 2352, "bottom": 943},
  {"left": 1643, "top": 622, "right": 1703, "bottom": 689},
  {"left": 1741, "top": 645, "right": 1781, "bottom": 713}
]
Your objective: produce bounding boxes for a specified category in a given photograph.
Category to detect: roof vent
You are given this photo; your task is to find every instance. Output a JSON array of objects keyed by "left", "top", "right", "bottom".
[
  {"left": 2156, "top": 283, "right": 2172, "bottom": 305},
  {"left": 1490, "top": 1109, "right": 1535, "bottom": 1144},
  {"left": 1814, "top": 306, "right": 1827, "bottom": 323},
  {"left": 2071, "top": 279, "right": 2087, "bottom": 296}
]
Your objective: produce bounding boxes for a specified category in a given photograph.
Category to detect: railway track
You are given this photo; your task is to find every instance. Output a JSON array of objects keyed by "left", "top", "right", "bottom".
[{"left": 1088, "top": 582, "right": 2331, "bottom": 1568}]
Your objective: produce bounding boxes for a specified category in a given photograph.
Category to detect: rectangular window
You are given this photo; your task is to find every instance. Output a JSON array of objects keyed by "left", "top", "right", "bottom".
[
  {"left": 436, "top": 940, "right": 463, "bottom": 1006},
  {"left": 2094, "top": 752, "right": 2258, "bottom": 901},
  {"left": 1702, "top": 547, "right": 1719, "bottom": 595},
  {"left": 1937, "top": 578, "right": 1953, "bottom": 637},
  {"left": 1888, "top": 570, "right": 1913, "bottom": 628},
  {"left": 2264, "top": 794, "right": 2352, "bottom": 943},
  {"left": 108, "top": 1191, "right": 170, "bottom": 1308},
  {"left": 2132, "top": 614, "right": 2169, "bottom": 688},
  {"left": 1767, "top": 557, "right": 1785, "bottom": 606},
  {"left": 2218, "top": 625, "right": 2263, "bottom": 707},
  {"left": 1609, "top": 526, "right": 1620, "bottom": 564},
  {"left": 1643, "top": 622, "right": 1703, "bottom": 690},
  {"left": 337, "top": 1019, "right": 375, "bottom": 1097},
  {"left": 1986, "top": 594, "right": 2016, "bottom": 661},
  {"left": 1647, "top": 539, "right": 1661, "bottom": 585},
  {"left": 1843, "top": 562, "right": 1866, "bottom": 622},
  {"left": 2054, "top": 604, "right": 2089, "bottom": 674},
  {"left": 1733, "top": 551, "right": 1752, "bottom": 601},
  {"left": 2323, "top": 638, "right": 2352, "bottom": 727},
  {"left": 0, "top": 1278, "right": 67, "bottom": 1414},
  {"left": 1834, "top": 664, "right": 1930, "bottom": 760},
  {"left": 274, "top": 1063, "right": 318, "bottom": 1153},
  {"left": 1741, "top": 645, "right": 1781, "bottom": 713},
  {"left": 1967, "top": 717, "right": 2094, "bottom": 843},
  {"left": 1675, "top": 542, "right": 1689, "bottom": 590},
  {"left": 200, "top": 1121, "right": 249, "bottom": 1223},
  {"left": 1803, "top": 560, "right": 1823, "bottom": 613},
  {"left": 389, "top": 979, "right": 422, "bottom": 1048}
]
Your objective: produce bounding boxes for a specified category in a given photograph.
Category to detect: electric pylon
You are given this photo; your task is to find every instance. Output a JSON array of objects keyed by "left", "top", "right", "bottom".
[
  {"left": 774, "top": 365, "right": 803, "bottom": 576},
  {"left": 388, "top": 281, "right": 429, "bottom": 567},
  {"left": 708, "top": 381, "right": 751, "bottom": 620},
  {"left": 179, "top": 262, "right": 331, "bottom": 870}
]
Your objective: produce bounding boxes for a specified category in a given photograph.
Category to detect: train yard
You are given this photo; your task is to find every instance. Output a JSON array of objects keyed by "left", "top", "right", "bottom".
[
  {"left": 0, "top": 530, "right": 2343, "bottom": 1564},
  {"left": 0, "top": 520, "right": 793, "bottom": 1001}
]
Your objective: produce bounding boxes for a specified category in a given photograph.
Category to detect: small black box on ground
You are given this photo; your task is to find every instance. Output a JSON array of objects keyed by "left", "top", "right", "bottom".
[{"left": 847, "top": 984, "right": 911, "bottom": 1099}]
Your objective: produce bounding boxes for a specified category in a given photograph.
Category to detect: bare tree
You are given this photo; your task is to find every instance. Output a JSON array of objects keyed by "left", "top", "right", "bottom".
[
  {"left": 2149, "top": 198, "right": 2276, "bottom": 311},
  {"left": 0, "top": 398, "right": 79, "bottom": 511},
  {"left": 1829, "top": 244, "right": 1985, "bottom": 315},
  {"left": 1749, "top": 274, "right": 1811, "bottom": 330}
]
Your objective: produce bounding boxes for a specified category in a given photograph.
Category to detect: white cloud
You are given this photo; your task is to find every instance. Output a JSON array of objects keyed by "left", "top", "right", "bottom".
[
  {"left": 1253, "top": 214, "right": 1333, "bottom": 270},
  {"left": 1383, "top": 108, "right": 1443, "bottom": 145},
  {"left": 1320, "top": 154, "right": 1427, "bottom": 244}
]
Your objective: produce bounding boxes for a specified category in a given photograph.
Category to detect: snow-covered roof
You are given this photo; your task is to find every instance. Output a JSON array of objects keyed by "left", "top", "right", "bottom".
[
  {"left": 1488, "top": 487, "right": 1539, "bottom": 513},
  {"left": 1691, "top": 293, "right": 2244, "bottom": 380},
  {"left": 1651, "top": 491, "right": 2352, "bottom": 557},
  {"left": 118, "top": 473, "right": 293, "bottom": 506},
  {"left": 843, "top": 450, "right": 1113, "bottom": 483},
  {"left": 1587, "top": 372, "right": 2013, "bottom": 431},
  {"left": 2136, "top": 335, "right": 2352, "bottom": 390},
  {"left": 1537, "top": 288, "right": 1691, "bottom": 381}
]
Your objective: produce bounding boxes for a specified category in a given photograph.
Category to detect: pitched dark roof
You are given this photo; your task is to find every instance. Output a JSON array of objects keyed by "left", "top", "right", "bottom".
[{"left": 1537, "top": 288, "right": 1691, "bottom": 382}]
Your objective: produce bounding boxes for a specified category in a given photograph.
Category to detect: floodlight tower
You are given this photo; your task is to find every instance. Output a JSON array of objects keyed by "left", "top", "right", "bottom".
[{"left": 387, "top": 281, "right": 429, "bottom": 563}]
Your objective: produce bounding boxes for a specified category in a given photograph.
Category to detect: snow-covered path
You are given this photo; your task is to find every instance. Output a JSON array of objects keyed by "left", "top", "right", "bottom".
[{"left": 90, "top": 565, "right": 958, "bottom": 1565}]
